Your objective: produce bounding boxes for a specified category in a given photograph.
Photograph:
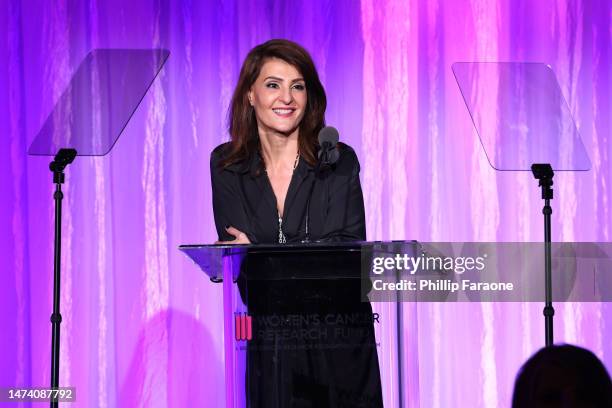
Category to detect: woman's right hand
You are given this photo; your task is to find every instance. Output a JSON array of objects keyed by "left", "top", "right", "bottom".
[{"left": 215, "top": 226, "right": 251, "bottom": 245}]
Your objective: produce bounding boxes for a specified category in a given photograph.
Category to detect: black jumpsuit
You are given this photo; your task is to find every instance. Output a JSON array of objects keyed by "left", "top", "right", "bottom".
[{"left": 211, "top": 142, "right": 383, "bottom": 408}]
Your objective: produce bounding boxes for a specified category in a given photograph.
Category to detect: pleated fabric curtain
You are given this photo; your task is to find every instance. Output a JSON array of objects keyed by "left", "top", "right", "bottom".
[{"left": 0, "top": 0, "right": 609, "bottom": 406}]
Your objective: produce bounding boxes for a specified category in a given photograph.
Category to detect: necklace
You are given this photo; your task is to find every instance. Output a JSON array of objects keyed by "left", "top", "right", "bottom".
[
  {"left": 276, "top": 151, "right": 299, "bottom": 244},
  {"left": 292, "top": 151, "right": 299, "bottom": 170},
  {"left": 264, "top": 151, "right": 300, "bottom": 173}
]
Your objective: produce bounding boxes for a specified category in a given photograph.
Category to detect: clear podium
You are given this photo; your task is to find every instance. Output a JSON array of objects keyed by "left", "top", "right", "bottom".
[{"left": 179, "top": 242, "right": 406, "bottom": 408}]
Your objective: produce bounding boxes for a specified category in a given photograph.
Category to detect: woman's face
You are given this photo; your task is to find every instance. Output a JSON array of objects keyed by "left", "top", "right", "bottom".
[{"left": 248, "top": 58, "right": 307, "bottom": 137}]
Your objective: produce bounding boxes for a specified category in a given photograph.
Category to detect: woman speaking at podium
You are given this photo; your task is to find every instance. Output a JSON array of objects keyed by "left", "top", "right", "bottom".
[
  {"left": 210, "top": 39, "right": 366, "bottom": 246},
  {"left": 210, "top": 39, "right": 382, "bottom": 407}
]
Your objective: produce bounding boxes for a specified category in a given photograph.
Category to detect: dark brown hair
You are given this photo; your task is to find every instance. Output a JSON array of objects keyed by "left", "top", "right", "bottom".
[{"left": 221, "top": 39, "right": 326, "bottom": 168}]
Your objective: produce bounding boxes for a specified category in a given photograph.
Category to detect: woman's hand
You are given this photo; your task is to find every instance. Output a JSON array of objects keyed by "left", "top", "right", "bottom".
[{"left": 215, "top": 226, "right": 251, "bottom": 245}]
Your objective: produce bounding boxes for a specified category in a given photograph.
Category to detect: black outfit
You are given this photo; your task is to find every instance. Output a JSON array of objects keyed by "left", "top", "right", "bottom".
[
  {"left": 210, "top": 142, "right": 366, "bottom": 244},
  {"left": 210, "top": 142, "right": 383, "bottom": 408}
]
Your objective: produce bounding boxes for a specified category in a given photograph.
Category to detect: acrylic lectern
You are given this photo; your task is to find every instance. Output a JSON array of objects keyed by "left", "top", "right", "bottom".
[{"left": 179, "top": 242, "right": 413, "bottom": 408}]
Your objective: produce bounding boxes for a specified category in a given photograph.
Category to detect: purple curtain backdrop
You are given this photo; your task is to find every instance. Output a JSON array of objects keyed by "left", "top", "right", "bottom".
[{"left": 1, "top": 0, "right": 610, "bottom": 407}]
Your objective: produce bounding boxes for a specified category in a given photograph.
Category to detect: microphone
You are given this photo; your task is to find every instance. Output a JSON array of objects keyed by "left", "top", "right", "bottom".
[
  {"left": 317, "top": 126, "right": 340, "bottom": 165},
  {"left": 302, "top": 126, "right": 340, "bottom": 243}
]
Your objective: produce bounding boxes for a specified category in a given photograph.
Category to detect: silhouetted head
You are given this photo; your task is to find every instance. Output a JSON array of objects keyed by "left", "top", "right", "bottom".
[{"left": 512, "top": 344, "right": 612, "bottom": 408}]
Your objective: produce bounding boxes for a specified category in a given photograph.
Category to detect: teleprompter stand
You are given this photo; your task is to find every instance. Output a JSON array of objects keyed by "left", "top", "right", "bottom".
[
  {"left": 453, "top": 62, "right": 591, "bottom": 347},
  {"left": 531, "top": 163, "right": 555, "bottom": 346},
  {"left": 28, "top": 49, "right": 169, "bottom": 407},
  {"left": 48, "top": 148, "right": 77, "bottom": 401}
]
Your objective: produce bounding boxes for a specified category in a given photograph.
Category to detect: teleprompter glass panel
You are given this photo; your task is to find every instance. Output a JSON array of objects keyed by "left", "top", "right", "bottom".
[
  {"left": 28, "top": 48, "right": 169, "bottom": 156},
  {"left": 452, "top": 62, "right": 590, "bottom": 171}
]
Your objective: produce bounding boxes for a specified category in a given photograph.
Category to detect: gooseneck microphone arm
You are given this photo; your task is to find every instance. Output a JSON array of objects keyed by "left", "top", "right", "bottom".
[
  {"left": 302, "top": 127, "right": 339, "bottom": 243},
  {"left": 302, "top": 151, "right": 326, "bottom": 243}
]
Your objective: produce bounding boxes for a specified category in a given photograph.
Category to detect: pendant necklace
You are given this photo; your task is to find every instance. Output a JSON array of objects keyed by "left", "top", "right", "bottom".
[{"left": 276, "top": 151, "right": 300, "bottom": 244}]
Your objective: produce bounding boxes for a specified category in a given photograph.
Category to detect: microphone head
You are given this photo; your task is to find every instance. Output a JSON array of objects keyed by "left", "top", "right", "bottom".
[
  {"left": 317, "top": 126, "right": 340, "bottom": 165},
  {"left": 318, "top": 126, "right": 339, "bottom": 147}
]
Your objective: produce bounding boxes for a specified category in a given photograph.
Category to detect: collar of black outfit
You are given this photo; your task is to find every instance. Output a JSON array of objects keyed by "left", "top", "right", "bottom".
[{"left": 226, "top": 148, "right": 315, "bottom": 178}]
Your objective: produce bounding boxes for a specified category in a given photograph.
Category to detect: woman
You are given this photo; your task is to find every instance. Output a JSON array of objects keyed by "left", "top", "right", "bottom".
[
  {"left": 211, "top": 39, "right": 382, "bottom": 407},
  {"left": 210, "top": 39, "right": 365, "bottom": 245}
]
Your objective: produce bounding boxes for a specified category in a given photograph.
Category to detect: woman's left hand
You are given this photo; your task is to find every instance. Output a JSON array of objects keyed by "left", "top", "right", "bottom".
[{"left": 215, "top": 226, "right": 251, "bottom": 245}]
